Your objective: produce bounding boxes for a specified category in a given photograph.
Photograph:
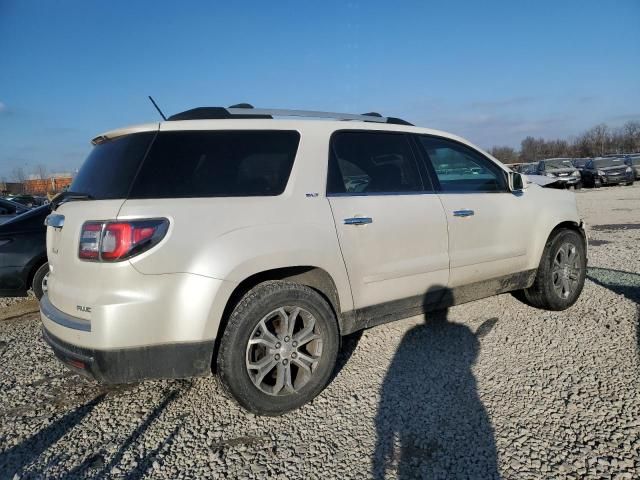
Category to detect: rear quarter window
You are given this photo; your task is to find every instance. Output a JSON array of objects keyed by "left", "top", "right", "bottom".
[
  {"left": 71, "top": 132, "right": 156, "bottom": 199},
  {"left": 129, "top": 130, "right": 300, "bottom": 198}
]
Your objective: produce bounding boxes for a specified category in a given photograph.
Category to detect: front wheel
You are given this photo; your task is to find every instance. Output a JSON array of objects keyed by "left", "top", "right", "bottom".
[
  {"left": 217, "top": 281, "right": 339, "bottom": 415},
  {"left": 517, "top": 229, "right": 586, "bottom": 311}
]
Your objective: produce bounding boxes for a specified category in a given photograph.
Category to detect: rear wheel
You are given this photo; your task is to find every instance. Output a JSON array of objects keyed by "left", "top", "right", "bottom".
[
  {"left": 217, "top": 281, "right": 339, "bottom": 415},
  {"left": 517, "top": 229, "right": 586, "bottom": 310},
  {"left": 626, "top": 180, "right": 634, "bottom": 186},
  {"left": 32, "top": 262, "right": 49, "bottom": 301}
]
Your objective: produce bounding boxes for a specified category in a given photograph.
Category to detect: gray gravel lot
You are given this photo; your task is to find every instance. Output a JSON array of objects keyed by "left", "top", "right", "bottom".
[{"left": 1, "top": 184, "right": 639, "bottom": 479}]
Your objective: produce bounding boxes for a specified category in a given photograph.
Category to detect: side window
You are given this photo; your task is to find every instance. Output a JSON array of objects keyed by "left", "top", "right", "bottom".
[
  {"left": 417, "top": 136, "right": 506, "bottom": 193},
  {"left": 130, "top": 131, "right": 300, "bottom": 198},
  {"left": 327, "top": 131, "right": 425, "bottom": 195}
]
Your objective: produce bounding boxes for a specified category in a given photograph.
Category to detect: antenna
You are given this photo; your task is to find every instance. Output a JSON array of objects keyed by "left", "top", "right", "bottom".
[{"left": 148, "top": 96, "right": 167, "bottom": 121}]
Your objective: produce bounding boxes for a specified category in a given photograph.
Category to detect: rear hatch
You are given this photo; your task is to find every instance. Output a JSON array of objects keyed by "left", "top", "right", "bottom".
[{"left": 46, "top": 127, "right": 158, "bottom": 318}]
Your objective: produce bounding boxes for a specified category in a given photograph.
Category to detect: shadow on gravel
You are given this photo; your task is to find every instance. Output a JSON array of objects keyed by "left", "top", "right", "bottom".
[
  {"left": 330, "top": 330, "right": 363, "bottom": 382},
  {"left": 587, "top": 267, "right": 640, "bottom": 304},
  {"left": 586, "top": 267, "right": 640, "bottom": 356},
  {"left": 373, "top": 287, "right": 498, "bottom": 479},
  {"left": 0, "top": 393, "right": 106, "bottom": 476}
]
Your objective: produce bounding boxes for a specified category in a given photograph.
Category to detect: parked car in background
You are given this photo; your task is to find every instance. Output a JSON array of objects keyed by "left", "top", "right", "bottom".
[
  {"left": 580, "top": 157, "right": 634, "bottom": 188},
  {"left": 625, "top": 155, "right": 640, "bottom": 180},
  {"left": 0, "top": 198, "right": 30, "bottom": 225},
  {"left": 6, "top": 194, "right": 39, "bottom": 208},
  {"left": 515, "top": 162, "right": 538, "bottom": 175},
  {"left": 41, "top": 105, "right": 587, "bottom": 415},
  {"left": 0, "top": 205, "right": 49, "bottom": 299},
  {"left": 537, "top": 158, "right": 582, "bottom": 189}
]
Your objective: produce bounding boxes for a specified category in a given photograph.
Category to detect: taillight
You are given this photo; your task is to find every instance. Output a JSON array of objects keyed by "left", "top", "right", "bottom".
[{"left": 78, "top": 219, "right": 168, "bottom": 262}]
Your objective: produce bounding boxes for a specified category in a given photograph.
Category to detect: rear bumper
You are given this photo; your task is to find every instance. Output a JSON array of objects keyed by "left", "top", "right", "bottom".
[
  {"left": 40, "top": 294, "right": 214, "bottom": 383},
  {"left": 42, "top": 326, "right": 214, "bottom": 384}
]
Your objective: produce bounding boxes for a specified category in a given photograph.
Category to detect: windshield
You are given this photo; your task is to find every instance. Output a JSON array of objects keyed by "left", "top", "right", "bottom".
[
  {"left": 521, "top": 163, "right": 538, "bottom": 174},
  {"left": 542, "top": 159, "right": 574, "bottom": 169},
  {"left": 628, "top": 156, "right": 640, "bottom": 166},
  {"left": 572, "top": 159, "right": 589, "bottom": 168},
  {"left": 592, "top": 157, "right": 626, "bottom": 168},
  {"left": 70, "top": 132, "right": 157, "bottom": 199}
]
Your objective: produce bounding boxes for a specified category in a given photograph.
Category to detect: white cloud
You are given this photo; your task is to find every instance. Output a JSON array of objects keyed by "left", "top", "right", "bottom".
[{"left": 0, "top": 101, "right": 6, "bottom": 112}]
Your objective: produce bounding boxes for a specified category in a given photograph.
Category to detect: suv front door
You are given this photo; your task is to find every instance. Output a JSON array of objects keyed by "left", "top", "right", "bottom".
[
  {"left": 327, "top": 131, "right": 450, "bottom": 322},
  {"left": 415, "top": 135, "right": 532, "bottom": 288}
]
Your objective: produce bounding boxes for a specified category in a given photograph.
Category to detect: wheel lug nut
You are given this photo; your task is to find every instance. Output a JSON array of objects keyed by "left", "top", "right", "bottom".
[
  {"left": 292, "top": 341, "right": 298, "bottom": 347},
  {"left": 274, "top": 354, "right": 280, "bottom": 360},
  {"left": 291, "top": 352, "right": 297, "bottom": 359},
  {"left": 284, "top": 336, "right": 290, "bottom": 342},
  {"left": 283, "top": 359, "right": 289, "bottom": 365},
  {"left": 275, "top": 342, "right": 281, "bottom": 348}
]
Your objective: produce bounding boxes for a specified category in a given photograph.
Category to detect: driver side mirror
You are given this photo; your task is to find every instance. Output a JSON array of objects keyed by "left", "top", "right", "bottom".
[{"left": 508, "top": 171, "right": 527, "bottom": 192}]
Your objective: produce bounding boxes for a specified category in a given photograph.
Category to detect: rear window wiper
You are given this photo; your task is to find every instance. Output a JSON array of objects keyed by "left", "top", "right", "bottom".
[{"left": 51, "top": 191, "right": 93, "bottom": 211}]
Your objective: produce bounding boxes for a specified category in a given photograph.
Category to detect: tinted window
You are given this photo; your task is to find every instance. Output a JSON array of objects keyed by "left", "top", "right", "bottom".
[
  {"left": 327, "top": 131, "right": 424, "bottom": 194},
  {"left": 0, "top": 199, "right": 20, "bottom": 215},
  {"left": 71, "top": 132, "right": 156, "bottom": 199},
  {"left": 130, "top": 131, "right": 300, "bottom": 198},
  {"left": 418, "top": 136, "right": 505, "bottom": 192}
]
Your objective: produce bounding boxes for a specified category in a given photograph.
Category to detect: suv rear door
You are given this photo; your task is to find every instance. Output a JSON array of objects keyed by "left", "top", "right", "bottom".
[
  {"left": 415, "top": 135, "right": 532, "bottom": 288},
  {"left": 327, "top": 130, "right": 449, "bottom": 321}
]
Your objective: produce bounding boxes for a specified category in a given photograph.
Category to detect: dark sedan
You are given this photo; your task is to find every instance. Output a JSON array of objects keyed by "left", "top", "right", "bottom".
[
  {"left": 0, "top": 205, "right": 49, "bottom": 299},
  {"left": 581, "top": 157, "right": 635, "bottom": 188}
]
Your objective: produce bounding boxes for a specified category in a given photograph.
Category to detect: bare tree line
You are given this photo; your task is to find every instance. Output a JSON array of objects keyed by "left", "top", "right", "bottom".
[
  {"left": 8, "top": 164, "right": 49, "bottom": 183},
  {"left": 489, "top": 120, "right": 640, "bottom": 164}
]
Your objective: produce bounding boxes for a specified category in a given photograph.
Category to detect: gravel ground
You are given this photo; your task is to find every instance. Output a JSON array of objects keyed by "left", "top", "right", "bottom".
[{"left": 1, "top": 184, "right": 639, "bottom": 479}]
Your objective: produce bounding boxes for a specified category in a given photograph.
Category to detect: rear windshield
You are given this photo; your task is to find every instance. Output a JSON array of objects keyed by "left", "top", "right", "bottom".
[
  {"left": 129, "top": 130, "right": 300, "bottom": 198},
  {"left": 71, "top": 132, "right": 156, "bottom": 199}
]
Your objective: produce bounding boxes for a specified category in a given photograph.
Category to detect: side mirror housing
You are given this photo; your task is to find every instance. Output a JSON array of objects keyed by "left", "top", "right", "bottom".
[{"left": 509, "top": 171, "right": 527, "bottom": 192}]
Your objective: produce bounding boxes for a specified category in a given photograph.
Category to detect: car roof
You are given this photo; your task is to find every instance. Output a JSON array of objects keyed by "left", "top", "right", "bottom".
[{"left": 91, "top": 106, "right": 511, "bottom": 174}]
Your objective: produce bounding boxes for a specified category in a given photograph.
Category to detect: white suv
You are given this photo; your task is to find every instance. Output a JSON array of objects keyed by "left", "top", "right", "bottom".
[{"left": 41, "top": 105, "right": 587, "bottom": 415}]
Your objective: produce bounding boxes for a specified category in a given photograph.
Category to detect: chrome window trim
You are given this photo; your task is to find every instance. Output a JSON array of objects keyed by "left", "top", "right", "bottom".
[{"left": 327, "top": 191, "right": 436, "bottom": 197}]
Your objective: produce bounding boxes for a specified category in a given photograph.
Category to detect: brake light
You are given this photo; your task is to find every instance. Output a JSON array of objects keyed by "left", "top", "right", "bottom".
[{"left": 78, "top": 219, "right": 168, "bottom": 261}]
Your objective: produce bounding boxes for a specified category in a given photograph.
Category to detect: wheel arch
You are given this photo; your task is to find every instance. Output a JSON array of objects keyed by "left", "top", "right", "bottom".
[
  {"left": 26, "top": 255, "right": 48, "bottom": 290},
  {"left": 212, "top": 266, "right": 347, "bottom": 372}
]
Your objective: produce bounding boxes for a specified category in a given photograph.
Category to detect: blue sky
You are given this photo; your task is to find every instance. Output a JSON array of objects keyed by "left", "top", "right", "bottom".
[{"left": 1, "top": 0, "right": 639, "bottom": 178}]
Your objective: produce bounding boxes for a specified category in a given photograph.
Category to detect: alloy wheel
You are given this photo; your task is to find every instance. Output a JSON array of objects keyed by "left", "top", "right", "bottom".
[
  {"left": 551, "top": 242, "right": 581, "bottom": 299},
  {"left": 245, "top": 306, "right": 323, "bottom": 396}
]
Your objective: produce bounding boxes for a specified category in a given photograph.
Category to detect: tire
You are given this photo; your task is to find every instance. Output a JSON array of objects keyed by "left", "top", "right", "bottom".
[
  {"left": 575, "top": 182, "right": 582, "bottom": 190},
  {"left": 32, "top": 262, "right": 49, "bottom": 301},
  {"left": 518, "top": 229, "right": 586, "bottom": 311},
  {"left": 217, "top": 281, "right": 339, "bottom": 415},
  {"left": 626, "top": 181, "right": 634, "bottom": 186}
]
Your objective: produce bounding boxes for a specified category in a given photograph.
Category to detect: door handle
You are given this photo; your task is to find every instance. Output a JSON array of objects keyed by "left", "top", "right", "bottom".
[
  {"left": 453, "top": 209, "right": 474, "bottom": 217},
  {"left": 344, "top": 217, "right": 373, "bottom": 225}
]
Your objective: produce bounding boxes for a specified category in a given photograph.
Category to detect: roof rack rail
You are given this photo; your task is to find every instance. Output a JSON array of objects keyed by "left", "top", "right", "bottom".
[{"left": 167, "top": 105, "right": 413, "bottom": 126}]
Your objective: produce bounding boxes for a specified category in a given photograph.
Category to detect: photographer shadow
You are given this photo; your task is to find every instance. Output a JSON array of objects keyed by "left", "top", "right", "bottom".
[{"left": 373, "top": 287, "right": 499, "bottom": 479}]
